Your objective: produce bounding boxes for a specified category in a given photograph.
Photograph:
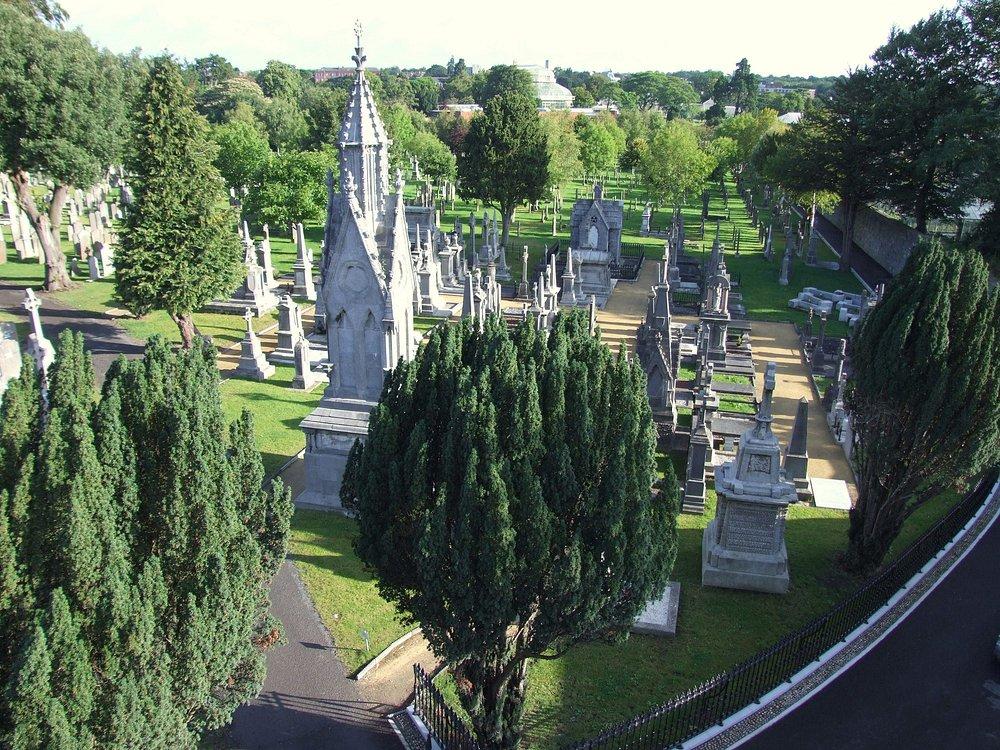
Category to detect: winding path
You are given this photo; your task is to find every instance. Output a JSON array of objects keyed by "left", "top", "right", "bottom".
[{"left": 226, "top": 561, "right": 399, "bottom": 750}]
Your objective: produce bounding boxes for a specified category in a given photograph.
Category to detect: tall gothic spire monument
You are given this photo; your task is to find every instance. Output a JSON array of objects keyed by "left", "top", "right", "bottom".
[{"left": 299, "top": 26, "right": 418, "bottom": 508}]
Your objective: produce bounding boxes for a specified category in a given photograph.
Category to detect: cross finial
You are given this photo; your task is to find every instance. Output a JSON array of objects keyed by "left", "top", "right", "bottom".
[{"left": 352, "top": 20, "right": 366, "bottom": 70}]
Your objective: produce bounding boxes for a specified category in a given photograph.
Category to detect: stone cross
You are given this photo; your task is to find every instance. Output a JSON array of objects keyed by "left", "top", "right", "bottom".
[{"left": 22, "top": 289, "right": 55, "bottom": 379}]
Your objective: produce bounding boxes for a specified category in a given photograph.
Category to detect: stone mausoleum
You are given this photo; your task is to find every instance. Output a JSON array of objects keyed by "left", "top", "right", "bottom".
[
  {"left": 702, "top": 362, "right": 797, "bottom": 594},
  {"left": 298, "top": 31, "right": 418, "bottom": 508},
  {"left": 568, "top": 184, "right": 623, "bottom": 307}
]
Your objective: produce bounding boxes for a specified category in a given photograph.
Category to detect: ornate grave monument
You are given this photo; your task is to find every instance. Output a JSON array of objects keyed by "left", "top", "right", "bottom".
[
  {"left": 702, "top": 362, "right": 796, "bottom": 594},
  {"left": 568, "top": 183, "right": 623, "bottom": 307},
  {"left": 299, "top": 28, "right": 418, "bottom": 508}
]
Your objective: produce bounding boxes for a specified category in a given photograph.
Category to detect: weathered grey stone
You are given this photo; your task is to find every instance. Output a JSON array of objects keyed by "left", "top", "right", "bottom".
[
  {"left": 300, "top": 30, "right": 418, "bottom": 508},
  {"left": 0, "top": 322, "right": 22, "bottom": 400},
  {"left": 784, "top": 396, "right": 810, "bottom": 496},
  {"left": 702, "top": 362, "right": 796, "bottom": 594},
  {"left": 632, "top": 582, "right": 681, "bottom": 636},
  {"left": 235, "top": 309, "right": 275, "bottom": 381}
]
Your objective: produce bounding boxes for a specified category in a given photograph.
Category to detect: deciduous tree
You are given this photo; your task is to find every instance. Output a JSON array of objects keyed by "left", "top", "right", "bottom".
[
  {"left": 0, "top": 6, "right": 126, "bottom": 290},
  {"left": 458, "top": 91, "right": 549, "bottom": 251}
]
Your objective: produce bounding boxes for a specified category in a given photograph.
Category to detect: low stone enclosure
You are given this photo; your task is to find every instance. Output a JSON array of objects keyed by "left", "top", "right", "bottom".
[{"left": 405, "top": 470, "right": 1000, "bottom": 750}]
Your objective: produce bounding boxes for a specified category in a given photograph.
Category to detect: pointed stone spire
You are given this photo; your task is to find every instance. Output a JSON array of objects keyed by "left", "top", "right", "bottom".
[
  {"left": 339, "top": 24, "right": 390, "bottom": 224},
  {"left": 753, "top": 362, "right": 777, "bottom": 438}
]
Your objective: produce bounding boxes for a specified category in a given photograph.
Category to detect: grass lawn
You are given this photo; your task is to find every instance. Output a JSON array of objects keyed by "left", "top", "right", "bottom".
[
  {"left": 219, "top": 365, "right": 323, "bottom": 477},
  {"left": 718, "top": 396, "right": 756, "bottom": 414},
  {"left": 713, "top": 372, "right": 753, "bottom": 386},
  {"left": 677, "top": 365, "right": 696, "bottom": 381},
  {"left": 289, "top": 509, "right": 410, "bottom": 675}
]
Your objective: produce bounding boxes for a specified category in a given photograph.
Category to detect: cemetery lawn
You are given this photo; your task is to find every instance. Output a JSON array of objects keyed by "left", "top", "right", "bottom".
[
  {"left": 219, "top": 365, "right": 322, "bottom": 477},
  {"left": 289, "top": 509, "right": 410, "bottom": 675}
]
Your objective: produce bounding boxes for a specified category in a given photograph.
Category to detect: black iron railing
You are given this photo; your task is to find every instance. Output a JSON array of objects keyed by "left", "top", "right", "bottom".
[
  {"left": 411, "top": 470, "right": 997, "bottom": 750},
  {"left": 566, "top": 469, "right": 998, "bottom": 749},
  {"left": 413, "top": 664, "right": 481, "bottom": 750}
]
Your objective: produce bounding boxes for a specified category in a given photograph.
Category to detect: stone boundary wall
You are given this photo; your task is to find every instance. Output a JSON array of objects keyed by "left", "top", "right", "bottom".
[{"left": 828, "top": 203, "right": 920, "bottom": 277}]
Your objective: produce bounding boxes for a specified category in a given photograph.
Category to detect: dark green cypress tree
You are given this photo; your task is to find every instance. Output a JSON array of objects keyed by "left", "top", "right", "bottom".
[
  {"left": 351, "top": 309, "right": 678, "bottom": 750},
  {"left": 0, "top": 357, "right": 41, "bottom": 492},
  {"left": 8, "top": 623, "right": 56, "bottom": 750},
  {"left": 845, "top": 242, "right": 1000, "bottom": 573},
  {"left": 116, "top": 57, "right": 242, "bottom": 348},
  {"left": 43, "top": 589, "right": 95, "bottom": 741}
]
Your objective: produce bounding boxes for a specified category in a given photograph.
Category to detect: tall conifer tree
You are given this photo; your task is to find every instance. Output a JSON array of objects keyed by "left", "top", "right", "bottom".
[
  {"left": 116, "top": 57, "right": 242, "bottom": 348},
  {"left": 351, "top": 312, "right": 678, "bottom": 749},
  {"left": 845, "top": 243, "right": 1000, "bottom": 572}
]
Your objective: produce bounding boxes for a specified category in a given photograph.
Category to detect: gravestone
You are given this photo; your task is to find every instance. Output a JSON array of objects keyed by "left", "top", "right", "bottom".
[
  {"left": 784, "top": 397, "right": 810, "bottom": 497},
  {"left": 22, "top": 289, "right": 55, "bottom": 381},
  {"left": 293, "top": 223, "right": 317, "bottom": 300},
  {"left": 0, "top": 322, "right": 22, "bottom": 400},
  {"left": 702, "top": 362, "right": 796, "bottom": 594},
  {"left": 632, "top": 582, "right": 681, "bottom": 636},
  {"left": 88, "top": 254, "right": 102, "bottom": 281},
  {"left": 235, "top": 309, "right": 275, "bottom": 380},
  {"left": 291, "top": 336, "right": 320, "bottom": 390},
  {"left": 270, "top": 294, "right": 305, "bottom": 365}
]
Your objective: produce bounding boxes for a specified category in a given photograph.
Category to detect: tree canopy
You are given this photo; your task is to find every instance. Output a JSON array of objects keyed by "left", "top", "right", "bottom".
[
  {"left": 348, "top": 312, "right": 678, "bottom": 749},
  {"left": 0, "top": 331, "right": 292, "bottom": 746},
  {"left": 0, "top": 5, "right": 126, "bottom": 289},
  {"left": 458, "top": 91, "right": 549, "bottom": 250},
  {"left": 638, "top": 120, "right": 716, "bottom": 207},
  {"left": 845, "top": 242, "right": 1000, "bottom": 573},
  {"left": 116, "top": 57, "right": 242, "bottom": 348}
]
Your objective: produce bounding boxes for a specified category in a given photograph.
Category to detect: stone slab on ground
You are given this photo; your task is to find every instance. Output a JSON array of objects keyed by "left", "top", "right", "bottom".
[
  {"left": 811, "top": 477, "right": 852, "bottom": 510},
  {"left": 632, "top": 582, "right": 681, "bottom": 636}
]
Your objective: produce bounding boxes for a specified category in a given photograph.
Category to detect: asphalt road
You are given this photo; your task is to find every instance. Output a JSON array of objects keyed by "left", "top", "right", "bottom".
[
  {"left": 0, "top": 280, "right": 144, "bottom": 382},
  {"left": 740, "top": 513, "right": 1000, "bottom": 750},
  {"left": 226, "top": 561, "right": 399, "bottom": 750}
]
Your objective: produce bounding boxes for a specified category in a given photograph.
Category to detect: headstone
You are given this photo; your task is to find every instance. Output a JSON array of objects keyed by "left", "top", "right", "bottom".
[
  {"left": 702, "top": 363, "right": 796, "bottom": 594},
  {"left": 0, "top": 322, "right": 22, "bottom": 400},
  {"left": 270, "top": 294, "right": 305, "bottom": 365},
  {"left": 88, "top": 254, "right": 102, "bottom": 281},
  {"left": 235, "top": 309, "right": 275, "bottom": 380},
  {"left": 631, "top": 582, "right": 681, "bottom": 636},
  {"left": 784, "top": 397, "right": 810, "bottom": 496},
  {"left": 95, "top": 241, "right": 114, "bottom": 276},
  {"left": 291, "top": 335, "right": 320, "bottom": 390},
  {"left": 778, "top": 248, "right": 791, "bottom": 286},
  {"left": 292, "top": 223, "right": 317, "bottom": 300},
  {"left": 258, "top": 225, "right": 277, "bottom": 289}
]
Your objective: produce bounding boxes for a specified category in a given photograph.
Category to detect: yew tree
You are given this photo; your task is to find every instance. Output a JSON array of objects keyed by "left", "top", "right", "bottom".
[
  {"left": 348, "top": 312, "right": 679, "bottom": 750},
  {"left": 0, "top": 5, "right": 126, "bottom": 290},
  {"left": 845, "top": 242, "right": 1000, "bottom": 574}
]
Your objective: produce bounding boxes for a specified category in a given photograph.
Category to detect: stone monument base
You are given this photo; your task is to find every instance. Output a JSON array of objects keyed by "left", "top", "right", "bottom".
[
  {"left": 702, "top": 517, "right": 790, "bottom": 594},
  {"left": 631, "top": 582, "right": 681, "bottom": 636},
  {"left": 297, "top": 396, "right": 374, "bottom": 509},
  {"left": 203, "top": 295, "right": 278, "bottom": 317}
]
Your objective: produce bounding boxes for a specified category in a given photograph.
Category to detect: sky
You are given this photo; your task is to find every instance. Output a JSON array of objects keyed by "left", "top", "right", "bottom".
[{"left": 60, "top": 0, "right": 958, "bottom": 78}]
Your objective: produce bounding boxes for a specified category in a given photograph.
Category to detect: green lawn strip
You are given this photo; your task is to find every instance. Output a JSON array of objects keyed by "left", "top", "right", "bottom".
[
  {"left": 288, "top": 509, "right": 411, "bottom": 675},
  {"left": 718, "top": 397, "right": 756, "bottom": 415},
  {"left": 219, "top": 364, "right": 321, "bottom": 477},
  {"left": 517, "top": 487, "right": 852, "bottom": 749},
  {"left": 0, "top": 257, "right": 46, "bottom": 288},
  {"left": 677, "top": 365, "right": 696, "bottom": 381},
  {"left": 813, "top": 375, "right": 832, "bottom": 399},
  {"left": 713, "top": 372, "right": 752, "bottom": 386}
]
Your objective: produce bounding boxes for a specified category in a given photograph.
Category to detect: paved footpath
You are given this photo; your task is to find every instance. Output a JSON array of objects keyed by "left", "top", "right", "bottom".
[
  {"left": 227, "top": 561, "right": 399, "bottom": 750},
  {"left": 739, "top": 512, "right": 1000, "bottom": 750},
  {"left": 0, "top": 281, "right": 144, "bottom": 381},
  {"left": 748, "top": 320, "right": 856, "bottom": 492}
]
